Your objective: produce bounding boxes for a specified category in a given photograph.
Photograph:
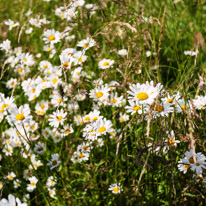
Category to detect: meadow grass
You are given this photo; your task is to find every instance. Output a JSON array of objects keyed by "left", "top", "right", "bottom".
[{"left": 0, "top": 0, "right": 206, "bottom": 205}]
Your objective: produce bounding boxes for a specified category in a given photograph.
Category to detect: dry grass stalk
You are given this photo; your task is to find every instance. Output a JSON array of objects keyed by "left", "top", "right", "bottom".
[{"left": 186, "top": 109, "right": 196, "bottom": 164}]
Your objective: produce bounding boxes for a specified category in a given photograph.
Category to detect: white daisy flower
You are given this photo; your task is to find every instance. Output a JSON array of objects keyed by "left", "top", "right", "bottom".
[
  {"left": 43, "top": 29, "right": 61, "bottom": 45},
  {"left": 48, "top": 109, "right": 67, "bottom": 128},
  {"left": 125, "top": 100, "right": 148, "bottom": 115},
  {"left": 98, "top": 59, "right": 114, "bottom": 69},
  {"left": 193, "top": 95, "right": 206, "bottom": 110},
  {"left": 77, "top": 37, "right": 96, "bottom": 50},
  {"left": 27, "top": 176, "right": 38, "bottom": 192},
  {"left": 47, "top": 154, "right": 61, "bottom": 170},
  {"left": 5, "top": 19, "right": 19, "bottom": 30},
  {"left": 108, "top": 183, "right": 123, "bottom": 194},
  {"left": 127, "top": 81, "right": 163, "bottom": 105}
]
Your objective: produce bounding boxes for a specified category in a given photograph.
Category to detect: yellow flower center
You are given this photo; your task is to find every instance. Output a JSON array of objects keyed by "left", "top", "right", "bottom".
[
  {"left": 2, "top": 104, "right": 9, "bottom": 109},
  {"left": 48, "top": 35, "right": 55, "bottom": 41},
  {"left": 23, "top": 58, "right": 27, "bottom": 62},
  {"left": 53, "top": 78, "right": 58, "bottom": 85},
  {"left": 166, "top": 99, "right": 173, "bottom": 103},
  {"left": 63, "top": 62, "right": 69, "bottom": 68},
  {"left": 43, "top": 65, "right": 48, "bottom": 69},
  {"left": 65, "top": 129, "right": 70, "bottom": 134},
  {"left": 189, "top": 157, "right": 195, "bottom": 164},
  {"left": 169, "top": 138, "right": 175, "bottom": 146},
  {"left": 18, "top": 68, "right": 22, "bottom": 73},
  {"left": 30, "top": 182, "right": 35, "bottom": 186},
  {"left": 110, "top": 131, "right": 115, "bottom": 135},
  {"left": 137, "top": 92, "right": 148, "bottom": 101},
  {"left": 103, "top": 62, "right": 109, "bottom": 66},
  {"left": 184, "top": 164, "right": 191, "bottom": 169},
  {"left": 56, "top": 116, "right": 63, "bottom": 122},
  {"left": 57, "top": 98, "right": 62, "bottom": 104},
  {"left": 78, "top": 58, "right": 83, "bottom": 63},
  {"left": 120, "top": 118, "right": 125, "bottom": 122},
  {"left": 133, "top": 105, "right": 141, "bottom": 111},
  {"left": 11, "top": 82, "right": 15, "bottom": 86},
  {"left": 98, "top": 126, "right": 106, "bottom": 133},
  {"left": 83, "top": 43, "right": 89, "bottom": 48},
  {"left": 31, "top": 125, "right": 35, "bottom": 130},
  {"left": 15, "top": 114, "right": 25, "bottom": 121},
  {"left": 32, "top": 88, "right": 35, "bottom": 93},
  {"left": 92, "top": 117, "right": 98, "bottom": 121},
  {"left": 79, "top": 153, "right": 85, "bottom": 158},
  {"left": 40, "top": 104, "right": 45, "bottom": 109},
  {"left": 154, "top": 105, "right": 164, "bottom": 112},
  {"left": 83, "top": 145, "right": 89, "bottom": 150},
  {"left": 84, "top": 116, "right": 90, "bottom": 121},
  {"left": 113, "top": 187, "right": 119, "bottom": 193},
  {"left": 8, "top": 175, "right": 13, "bottom": 180},
  {"left": 181, "top": 105, "right": 186, "bottom": 111},
  {"left": 96, "top": 92, "right": 103, "bottom": 98},
  {"left": 112, "top": 99, "right": 117, "bottom": 103}
]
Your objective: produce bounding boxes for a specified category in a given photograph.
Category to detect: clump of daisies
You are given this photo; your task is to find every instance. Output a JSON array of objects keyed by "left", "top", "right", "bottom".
[{"left": 178, "top": 149, "right": 206, "bottom": 175}]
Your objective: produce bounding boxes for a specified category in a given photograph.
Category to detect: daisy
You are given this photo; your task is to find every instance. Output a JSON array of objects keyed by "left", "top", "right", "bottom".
[
  {"left": 31, "top": 157, "right": 43, "bottom": 170},
  {"left": 5, "top": 19, "right": 19, "bottom": 30},
  {"left": 89, "top": 85, "right": 110, "bottom": 103},
  {"left": 48, "top": 188, "right": 56, "bottom": 198},
  {"left": 48, "top": 109, "right": 67, "bottom": 128},
  {"left": 49, "top": 75, "right": 62, "bottom": 89},
  {"left": 47, "top": 154, "right": 61, "bottom": 170},
  {"left": 77, "top": 142, "right": 92, "bottom": 153},
  {"left": 161, "top": 92, "right": 181, "bottom": 105},
  {"left": 51, "top": 130, "right": 63, "bottom": 143},
  {"left": 73, "top": 51, "right": 87, "bottom": 65},
  {"left": 0, "top": 39, "right": 11, "bottom": 52},
  {"left": 38, "top": 60, "right": 53, "bottom": 72},
  {"left": 29, "top": 18, "right": 42, "bottom": 27},
  {"left": 127, "top": 81, "right": 163, "bottom": 105},
  {"left": 108, "top": 183, "right": 122, "bottom": 194},
  {"left": 110, "top": 92, "right": 126, "bottom": 107},
  {"left": 152, "top": 102, "right": 173, "bottom": 118},
  {"left": 125, "top": 100, "right": 148, "bottom": 115},
  {"left": 0, "top": 194, "right": 16, "bottom": 206},
  {"left": 20, "top": 52, "right": 35, "bottom": 67},
  {"left": 7, "top": 105, "right": 31, "bottom": 126},
  {"left": 175, "top": 99, "right": 191, "bottom": 113},
  {"left": 0, "top": 96, "right": 15, "bottom": 115},
  {"left": 43, "top": 29, "right": 61, "bottom": 45},
  {"left": 46, "top": 176, "right": 57, "bottom": 188},
  {"left": 93, "top": 118, "right": 113, "bottom": 137},
  {"left": 59, "top": 52, "right": 73, "bottom": 69},
  {"left": 27, "top": 176, "right": 38, "bottom": 192},
  {"left": 119, "top": 113, "right": 129, "bottom": 122},
  {"left": 177, "top": 160, "right": 191, "bottom": 174},
  {"left": 61, "top": 124, "right": 74, "bottom": 136},
  {"left": 89, "top": 109, "right": 103, "bottom": 122},
  {"left": 98, "top": 59, "right": 114, "bottom": 69},
  {"left": 35, "top": 100, "right": 49, "bottom": 115},
  {"left": 34, "top": 142, "right": 46, "bottom": 155},
  {"left": 71, "top": 151, "right": 90, "bottom": 163},
  {"left": 166, "top": 130, "right": 180, "bottom": 147},
  {"left": 77, "top": 37, "right": 96, "bottom": 50},
  {"left": 7, "top": 172, "right": 16, "bottom": 181},
  {"left": 193, "top": 95, "right": 206, "bottom": 110}
]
